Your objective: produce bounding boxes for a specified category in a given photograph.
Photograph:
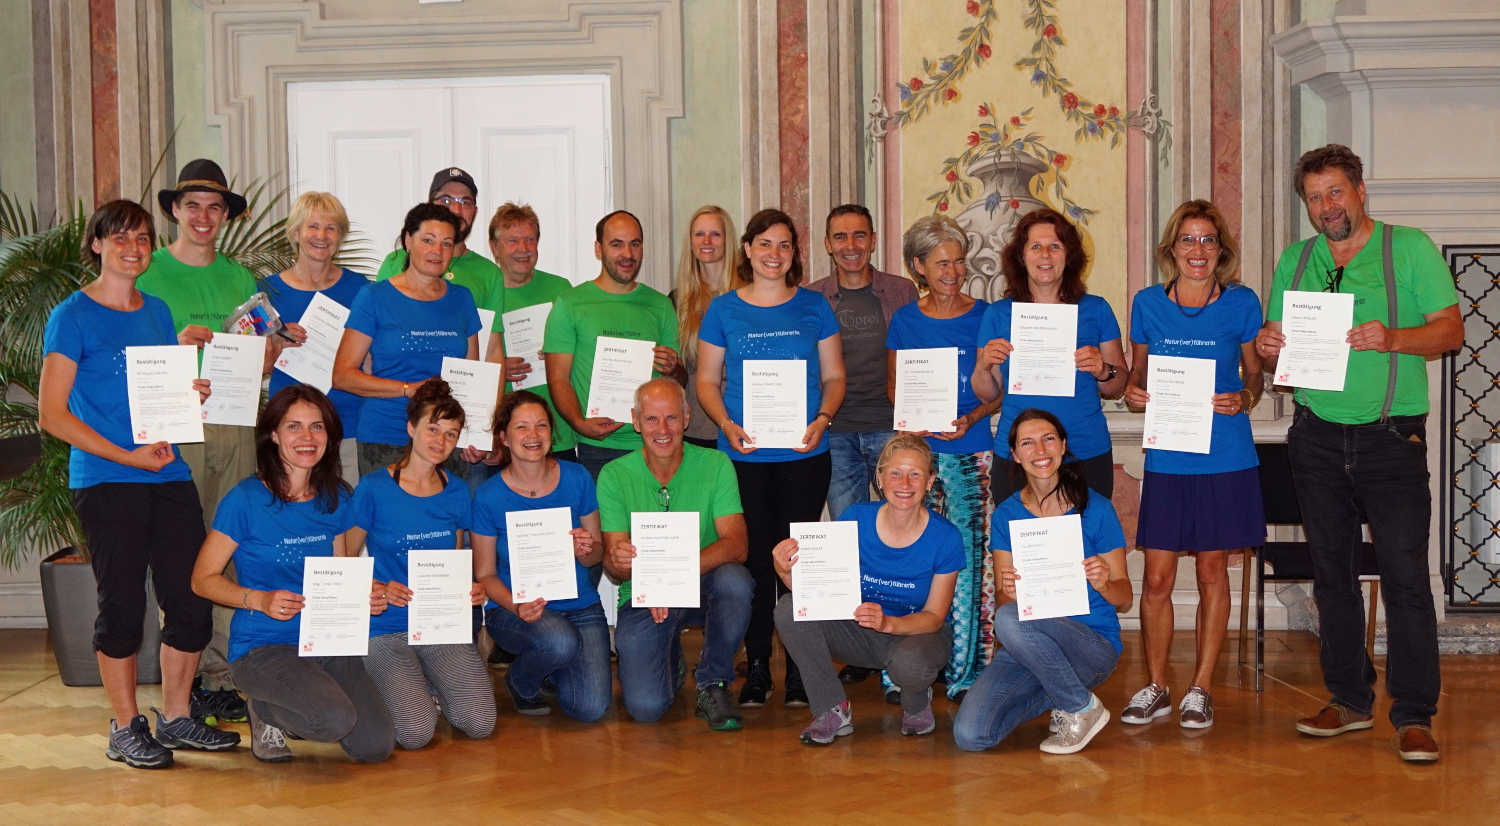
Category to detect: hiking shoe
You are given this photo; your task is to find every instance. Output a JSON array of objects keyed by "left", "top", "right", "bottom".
[
  {"left": 838, "top": 665, "right": 874, "bottom": 684},
  {"left": 1040, "top": 694, "right": 1110, "bottom": 754},
  {"left": 107, "top": 715, "right": 173, "bottom": 769},
  {"left": 487, "top": 646, "right": 516, "bottom": 668},
  {"left": 505, "top": 670, "right": 552, "bottom": 716},
  {"left": 1179, "top": 687, "right": 1213, "bottom": 729},
  {"left": 784, "top": 661, "right": 809, "bottom": 708},
  {"left": 1296, "top": 704, "right": 1374, "bottom": 737},
  {"left": 1394, "top": 725, "right": 1440, "bottom": 763},
  {"left": 799, "top": 700, "right": 853, "bottom": 746},
  {"left": 190, "top": 675, "right": 249, "bottom": 725},
  {"left": 738, "top": 658, "right": 772, "bottom": 708},
  {"left": 695, "top": 682, "right": 743, "bottom": 731},
  {"left": 901, "top": 689, "right": 935, "bottom": 736},
  {"left": 247, "top": 702, "right": 292, "bottom": 763},
  {"left": 1121, "top": 684, "right": 1172, "bottom": 724},
  {"left": 884, "top": 685, "right": 902, "bottom": 705},
  {"left": 152, "top": 707, "right": 240, "bottom": 751}
]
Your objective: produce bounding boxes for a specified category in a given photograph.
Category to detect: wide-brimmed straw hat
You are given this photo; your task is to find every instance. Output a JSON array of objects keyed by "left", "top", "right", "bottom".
[{"left": 157, "top": 159, "right": 248, "bottom": 221}]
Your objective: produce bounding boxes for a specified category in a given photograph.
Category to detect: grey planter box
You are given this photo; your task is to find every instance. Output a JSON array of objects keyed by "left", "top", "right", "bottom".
[{"left": 40, "top": 549, "right": 161, "bottom": 687}]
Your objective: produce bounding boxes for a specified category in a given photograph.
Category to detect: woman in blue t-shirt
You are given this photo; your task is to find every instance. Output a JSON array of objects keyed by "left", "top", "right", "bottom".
[
  {"left": 973, "top": 208, "right": 1127, "bottom": 499},
  {"left": 192, "top": 385, "right": 394, "bottom": 763},
  {"left": 473, "top": 390, "right": 609, "bottom": 722},
  {"left": 771, "top": 434, "right": 961, "bottom": 745},
  {"left": 346, "top": 380, "right": 494, "bottom": 749},
  {"left": 696, "top": 208, "right": 846, "bottom": 708},
  {"left": 265, "top": 191, "right": 369, "bottom": 487},
  {"left": 952, "top": 409, "right": 1132, "bottom": 755},
  {"left": 1118, "top": 201, "right": 1266, "bottom": 730},
  {"left": 40, "top": 200, "right": 237, "bottom": 769},
  {"left": 333, "top": 202, "right": 489, "bottom": 477},
  {"left": 886, "top": 215, "right": 1001, "bottom": 701}
]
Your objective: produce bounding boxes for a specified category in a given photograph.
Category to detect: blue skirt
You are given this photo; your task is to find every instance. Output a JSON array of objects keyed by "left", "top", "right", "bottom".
[{"left": 1136, "top": 467, "right": 1265, "bottom": 552}]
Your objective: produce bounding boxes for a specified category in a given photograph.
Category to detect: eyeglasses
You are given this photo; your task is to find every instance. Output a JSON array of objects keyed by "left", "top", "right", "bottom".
[
  {"left": 433, "top": 195, "right": 476, "bottom": 208},
  {"left": 1175, "top": 235, "right": 1219, "bottom": 251},
  {"left": 1324, "top": 266, "right": 1345, "bottom": 294},
  {"left": 656, "top": 485, "right": 671, "bottom": 512}
]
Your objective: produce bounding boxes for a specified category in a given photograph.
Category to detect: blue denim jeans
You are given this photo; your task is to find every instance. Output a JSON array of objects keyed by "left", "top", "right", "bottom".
[
  {"left": 575, "top": 443, "right": 633, "bottom": 481},
  {"left": 826, "top": 430, "right": 895, "bottom": 520},
  {"left": 614, "top": 563, "right": 754, "bottom": 722},
  {"left": 484, "top": 601, "right": 612, "bottom": 723},
  {"left": 952, "top": 602, "right": 1119, "bottom": 752},
  {"left": 1287, "top": 404, "right": 1439, "bottom": 728}
]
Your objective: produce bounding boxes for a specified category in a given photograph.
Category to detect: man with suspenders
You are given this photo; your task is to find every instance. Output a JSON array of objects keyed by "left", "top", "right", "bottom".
[{"left": 1256, "top": 145, "right": 1463, "bottom": 763}]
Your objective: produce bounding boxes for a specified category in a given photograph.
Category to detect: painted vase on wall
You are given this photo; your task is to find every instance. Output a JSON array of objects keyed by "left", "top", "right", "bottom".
[{"left": 956, "top": 149, "right": 1049, "bottom": 302}]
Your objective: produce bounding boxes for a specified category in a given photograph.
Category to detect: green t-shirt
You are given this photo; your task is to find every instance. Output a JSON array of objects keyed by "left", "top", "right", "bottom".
[
  {"left": 504, "top": 269, "right": 577, "bottom": 452},
  {"left": 596, "top": 444, "right": 744, "bottom": 607},
  {"left": 376, "top": 248, "right": 505, "bottom": 316},
  {"left": 137, "top": 248, "right": 259, "bottom": 335},
  {"left": 1268, "top": 222, "right": 1459, "bottom": 424},
  {"left": 542, "top": 280, "right": 681, "bottom": 450}
]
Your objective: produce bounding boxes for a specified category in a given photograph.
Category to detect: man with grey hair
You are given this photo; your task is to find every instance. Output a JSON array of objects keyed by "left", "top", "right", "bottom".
[{"left": 596, "top": 378, "right": 754, "bottom": 729}]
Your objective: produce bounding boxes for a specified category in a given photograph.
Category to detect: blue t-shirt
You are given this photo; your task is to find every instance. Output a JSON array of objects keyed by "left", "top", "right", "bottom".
[
  {"left": 698, "top": 288, "right": 841, "bottom": 462},
  {"left": 213, "top": 477, "right": 355, "bottom": 662},
  {"left": 344, "top": 279, "right": 482, "bottom": 445},
  {"left": 976, "top": 294, "right": 1122, "bottom": 461},
  {"left": 841, "top": 501, "right": 966, "bottom": 618},
  {"left": 471, "top": 460, "right": 601, "bottom": 612},
  {"left": 1130, "top": 283, "right": 1262, "bottom": 475},
  {"left": 991, "top": 491, "right": 1126, "bottom": 654},
  {"left": 42, "top": 291, "right": 193, "bottom": 488},
  {"left": 885, "top": 299, "right": 992, "bottom": 455},
  {"left": 351, "top": 467, "right": 473, "bottom": 637},
  {"left": 265, "top": 268, "right": 369, "bottom": 436}
]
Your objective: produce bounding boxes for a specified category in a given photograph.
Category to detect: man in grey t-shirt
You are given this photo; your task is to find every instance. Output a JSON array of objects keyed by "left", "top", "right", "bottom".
[{"left": 807, "top": 205, "right": 919, "bottom": 520}]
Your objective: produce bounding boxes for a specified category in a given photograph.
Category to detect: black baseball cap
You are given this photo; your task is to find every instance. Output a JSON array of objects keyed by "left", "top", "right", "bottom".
[{"left": 429, "top": 167, "right": 478, "bottom": 200}]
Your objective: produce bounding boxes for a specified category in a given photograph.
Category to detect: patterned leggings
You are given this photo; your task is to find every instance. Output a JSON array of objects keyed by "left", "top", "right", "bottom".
[{"left": 364, "top": 633, "right": 497, "bottom": 750}]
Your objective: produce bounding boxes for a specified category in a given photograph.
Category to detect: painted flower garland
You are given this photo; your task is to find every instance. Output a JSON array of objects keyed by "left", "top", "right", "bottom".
[
  {"left": 895, "top": 0, "right": 998, "bottom": 128},
  {"left": 1014, "top": 0, "right": 1129, "bottom": 146}
]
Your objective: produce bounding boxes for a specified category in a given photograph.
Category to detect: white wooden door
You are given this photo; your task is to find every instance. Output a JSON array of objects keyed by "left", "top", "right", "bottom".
[{"left": 288, "top": 75, "right": 612, "bottom": 283}]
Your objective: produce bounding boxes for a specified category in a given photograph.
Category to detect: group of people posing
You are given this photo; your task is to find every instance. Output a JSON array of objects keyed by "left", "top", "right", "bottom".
[{"left": 39, "top": 142, "right": 1458, "bottom": 770}]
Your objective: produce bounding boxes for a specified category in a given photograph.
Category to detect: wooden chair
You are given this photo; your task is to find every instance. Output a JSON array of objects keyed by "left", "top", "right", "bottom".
[{"left": 1243, "top": 442, "right": 1381, "bottom": 691}]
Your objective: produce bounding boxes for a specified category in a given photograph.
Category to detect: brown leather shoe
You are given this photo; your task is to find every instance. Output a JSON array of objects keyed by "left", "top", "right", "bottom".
[
  {"left": 1394, "top": 725, "right": 1440, "bottom": 763},
  {"left": 1295, "top": 704, "right": 1375, "bottom": 737}
]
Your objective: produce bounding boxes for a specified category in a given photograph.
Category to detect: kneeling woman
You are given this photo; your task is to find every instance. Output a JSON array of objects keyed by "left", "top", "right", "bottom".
[
  {"left": 952, "top": 410, "right": 1132, "bottom": 755},
  {"left": 473, "top": 391, "right": 610, "bottom": 722},
  {"left": 346, "top": 381, "right": 495, "bottom": 749},
  {"left": 772, "top": 433, "right": 963, "bottom": 745},
  {"left": 192, "top": 386, "right": 394, "bottom": 763}
]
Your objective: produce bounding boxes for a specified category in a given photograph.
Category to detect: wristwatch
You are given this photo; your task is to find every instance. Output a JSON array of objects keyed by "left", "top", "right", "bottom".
[{"left": 1096, "top": 364, "right": 1118, "bottom": 382}]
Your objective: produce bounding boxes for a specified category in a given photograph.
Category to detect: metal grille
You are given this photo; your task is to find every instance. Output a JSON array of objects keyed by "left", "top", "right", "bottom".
[{"left": 1443, "top": 245, "right": 1500, "bottom": 610}]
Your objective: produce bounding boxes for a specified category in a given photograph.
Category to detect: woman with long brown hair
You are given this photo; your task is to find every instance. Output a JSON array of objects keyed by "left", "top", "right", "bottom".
[{"left": 673, "top": 205, "right": 741, "bottom": 449}]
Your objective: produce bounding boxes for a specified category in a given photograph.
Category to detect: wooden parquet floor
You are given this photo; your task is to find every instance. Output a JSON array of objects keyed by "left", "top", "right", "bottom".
[{"left": 0, "top": 628, "right": 1495, "bottom": 825}]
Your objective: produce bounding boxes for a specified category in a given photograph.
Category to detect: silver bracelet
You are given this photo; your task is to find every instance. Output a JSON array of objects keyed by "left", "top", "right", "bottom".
[{"left": 241, "top": 589, "right": 252, "bottom": 612}]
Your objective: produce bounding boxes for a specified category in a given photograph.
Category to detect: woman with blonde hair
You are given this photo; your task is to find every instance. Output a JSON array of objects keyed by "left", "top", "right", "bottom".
[
  {"left": 673, "top": 205, "right": 741, "bottom": 448},
  {"left": 1119, "top": 199, "right": 1264, "bottom": 730},
  {"left": 266, "top": 191, "right": 369, "bottom": 486}
]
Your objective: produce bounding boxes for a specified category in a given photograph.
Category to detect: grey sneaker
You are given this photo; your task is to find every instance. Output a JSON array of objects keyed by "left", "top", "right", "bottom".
[
  {"left": 247, "top": 702, "right": 292, "bottom": 763},
  {"left": 107, "top": 715, "right": 173, "bottom": 769},
  {"left": 152, "top": 707, "right": 240, "bottom": 751},
  {"left": 799, "top": 700, "right": 853, "bottom": 746},
  {"left": 901, "top": 689, "right": 935, "bottom": 736},
  {"left": 695, "top": 682, "right": 743, "bottom": 731},
  {"left": 1179, "top": 686, "right": 1214, "bottom": 729},
  {"left": 1121, "top": 684, "right": 1172, "bottom": 724},
  {"left": 505, "top": 670, "right": 552, "bottom": 716},
  {"left": 1040, "top": 694, "right": 1110, "bottom": 754}
]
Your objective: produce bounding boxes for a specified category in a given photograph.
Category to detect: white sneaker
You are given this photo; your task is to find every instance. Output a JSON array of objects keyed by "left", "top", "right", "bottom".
[
  {"left": 1040, "top": 694, "right": 1110, "bottom": 754},
  {"left": 1121, "top": 684, "right": 1172, "bottom": 724}
]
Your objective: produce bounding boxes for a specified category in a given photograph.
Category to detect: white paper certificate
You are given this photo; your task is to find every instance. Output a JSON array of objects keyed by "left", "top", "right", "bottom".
[
  {"left": 1142, "top": 355, "right": 1216, "bottom": 454},
  {"left": 441, "top": 357, "right": 503, "bottom": 451},
  {"left": 273, "top": 291, "right": 350, "bottom": 393},
  {"left": 1009, "top": 514, "right": 1090, "bottom": 622},
  {"left": 1008, "top": 303, "right": 1079, "bottom": 397},
  {"left": 742, "top": 360, "right": 808, "bottom": 449},
  {"left": 126, "top": 345, "right": 204, "bottom": 444},
  {"left": 406, "top": 549, "right": 472, "bottom": 646},
  {"left": 502, "top": 303, "right": 552, "bottom": 391},
  {"left": 1276, "top": 290, "right": 1356, "bottom": 391},
  {"left": 199, "top": 336, "right": 263, "bottom": 427},
  {"left": 894, "top": 348, "right": 959, "bottom": 433},
  {"left": 298, "top": 556, "right": 374, "bottom": 657},
  {"left": 789, "top": 521, "right": 862, "bottom": 621},
  {"left": 506, "top": 507, "right": 578, "bottom": 603},
  {"left": 629, "top": 512, "right": 700, "bottom": 608},
  {"left": 587, "top": 336, "right": 655, "bottom": 422}
]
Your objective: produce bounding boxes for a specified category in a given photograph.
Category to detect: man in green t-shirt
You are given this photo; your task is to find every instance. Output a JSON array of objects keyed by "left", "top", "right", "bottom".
[
  {"left": 598, "top": 378, "right": 751, "bottom": 730},
  {"left": 543, "top": 210, "right": 686, "bottom": 478},
  {"left": 1256, "top": 145, "right": 1462, "bottom": 763}
]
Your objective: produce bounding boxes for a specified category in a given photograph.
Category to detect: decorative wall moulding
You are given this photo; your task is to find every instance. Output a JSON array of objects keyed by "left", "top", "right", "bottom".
[{"left": 1271, "top": 13, "right": 1500, "bottom": 87}]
